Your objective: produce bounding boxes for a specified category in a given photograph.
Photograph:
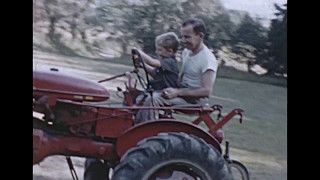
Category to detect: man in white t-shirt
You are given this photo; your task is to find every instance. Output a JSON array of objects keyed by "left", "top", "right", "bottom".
[{"left": 135, "top": 18, "right": 218, "bottom": 123}]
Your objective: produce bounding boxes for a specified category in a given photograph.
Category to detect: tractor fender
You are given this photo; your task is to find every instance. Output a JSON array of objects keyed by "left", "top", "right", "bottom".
[{"left": 116, "top": 119, "right": 222, "bottom": 157}]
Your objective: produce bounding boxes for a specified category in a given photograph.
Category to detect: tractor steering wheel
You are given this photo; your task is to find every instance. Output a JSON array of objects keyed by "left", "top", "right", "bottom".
[{"left": 131, "top": 49, "right": 151, "bottom": 90}]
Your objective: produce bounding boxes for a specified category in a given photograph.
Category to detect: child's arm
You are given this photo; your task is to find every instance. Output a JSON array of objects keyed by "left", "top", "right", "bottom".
[
  {"left": 144, "top": 63, "right": 156, "bottom": 75},
  {"left": 137, "top": 49, "right": 162, "bottom": 68}
]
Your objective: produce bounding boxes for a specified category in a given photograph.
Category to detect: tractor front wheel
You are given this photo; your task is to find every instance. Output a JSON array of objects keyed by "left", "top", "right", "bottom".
[
  {"left": 228, "top": 160, "right": 250, "bottom": 180},
  {"left": 112, "top": 132, "right": 233, "bottom": 180},
  {"left": 84, "top": 158, "right": 110, "bottom": 180}
]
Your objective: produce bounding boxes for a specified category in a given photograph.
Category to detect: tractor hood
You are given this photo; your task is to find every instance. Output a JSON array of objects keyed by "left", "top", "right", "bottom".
[{"left": 33, "top": 69, "right": 110, "bottom": 102}]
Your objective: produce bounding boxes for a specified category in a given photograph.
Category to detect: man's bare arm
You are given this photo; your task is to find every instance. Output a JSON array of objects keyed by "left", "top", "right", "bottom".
[{"left": 163, "top": 70, "right": 215, "bottom": 98}]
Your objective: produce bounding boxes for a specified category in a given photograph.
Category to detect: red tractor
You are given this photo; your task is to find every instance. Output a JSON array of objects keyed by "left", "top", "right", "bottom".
[{"left": 33, "top": 50, "right": 249, "bottom": 180}]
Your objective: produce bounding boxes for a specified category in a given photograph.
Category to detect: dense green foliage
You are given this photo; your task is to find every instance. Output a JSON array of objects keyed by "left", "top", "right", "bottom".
[
  {"left": 33, "top": 0, "right": 287, "bottom": 77},
  {"left": 266, "top": 4, "right": 287, "bottom": 75}
]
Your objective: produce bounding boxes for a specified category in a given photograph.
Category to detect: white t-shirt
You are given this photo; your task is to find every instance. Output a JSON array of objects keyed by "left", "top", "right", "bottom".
[{"left": 180, "top": 45, "right": 218, "bottom": 88}]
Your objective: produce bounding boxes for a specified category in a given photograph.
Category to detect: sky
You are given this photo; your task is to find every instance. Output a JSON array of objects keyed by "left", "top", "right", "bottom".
[{"left": 220, "top": 0, "right": 287, "bottom": 27}]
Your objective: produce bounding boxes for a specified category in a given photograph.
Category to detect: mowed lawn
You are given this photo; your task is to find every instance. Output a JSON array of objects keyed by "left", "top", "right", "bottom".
[{"left": 211, "top": 77, "right": 287, "bottom": 161}]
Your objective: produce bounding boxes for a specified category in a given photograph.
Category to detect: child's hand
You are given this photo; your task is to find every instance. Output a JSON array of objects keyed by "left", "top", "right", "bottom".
[
  {"left": 132, "top": 48, "right": 141, "bottom": 67},
  {"left": 132, "top": 47, "right": 141, "bottom": 55},
  {"left": 136, "top": 62, "right": 143, "bottom": 68},
  {"left": 132, "top": 48, "right": 146, "bottom": 68}
]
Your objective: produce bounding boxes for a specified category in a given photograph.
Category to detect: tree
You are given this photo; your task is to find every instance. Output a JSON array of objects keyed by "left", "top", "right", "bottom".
[
  {"left": 96, "top": 0, "right": 185, "bottom": 55},
  {"left": 265, "top": 3, "right": 287, "bottom": 76},
  {"left": 200, "top": 13, "right": 237, "bottom": 50},
  {"left": 229, "top": 14, "right": 268, "bottom": 73},
  {"left": 233, "top": 14, "right": 267, "bottom": 48}
]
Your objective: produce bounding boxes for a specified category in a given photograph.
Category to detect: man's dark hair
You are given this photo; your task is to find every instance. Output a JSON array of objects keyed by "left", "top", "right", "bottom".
[{"left": 182, "top": 18, "right": 206, "bottom": 35}]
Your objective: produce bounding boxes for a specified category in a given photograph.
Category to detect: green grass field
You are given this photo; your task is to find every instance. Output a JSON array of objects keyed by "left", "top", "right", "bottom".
[{"left": 212, "top": 78, "right": 287, "bottom": 160}]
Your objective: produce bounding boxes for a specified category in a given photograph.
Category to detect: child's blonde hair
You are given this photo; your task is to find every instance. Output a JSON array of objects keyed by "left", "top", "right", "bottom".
[{"left": 155, "top": 32, "right": 179, "bottom": 53}]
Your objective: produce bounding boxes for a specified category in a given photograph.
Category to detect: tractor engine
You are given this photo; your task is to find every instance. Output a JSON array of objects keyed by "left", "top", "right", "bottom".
[{"left": 33, "top": 69, "right": 133, "bottom": 137}]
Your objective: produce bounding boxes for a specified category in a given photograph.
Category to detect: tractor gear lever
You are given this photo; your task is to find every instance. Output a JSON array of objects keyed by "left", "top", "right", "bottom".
[{"left": 66, "top": 156, "right": 79, "bottom": 180}]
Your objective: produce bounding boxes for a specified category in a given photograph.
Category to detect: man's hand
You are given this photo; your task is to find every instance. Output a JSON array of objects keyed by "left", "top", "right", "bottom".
[
  {"left": 162, "top": 88, "right": 180, "bottom": 99},
  {"left": 163, "top": 70, "right": 215, "bottom": 99}
]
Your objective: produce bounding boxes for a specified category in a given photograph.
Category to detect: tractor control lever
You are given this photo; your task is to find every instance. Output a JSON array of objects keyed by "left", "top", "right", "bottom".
[
  {"left": 211, "top": 105, "right": 223, "bottom": 120},
  {"left": 66, "top": 156, "right": 79, "bottom": 180},
  {"left": 209, "top": 108, "right": 244, "bottom": 135},
  {"left": 223, "top": 140, "right": 230, "bottom": 161},
  {"left": 98, "top": 70, "right": 136, "bottom": 84},
  {"left": 234, "top": 109, "right": 244, "bottom": 123}
]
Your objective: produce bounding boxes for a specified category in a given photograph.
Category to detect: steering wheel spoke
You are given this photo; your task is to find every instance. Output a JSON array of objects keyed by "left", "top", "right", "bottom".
[{"left": 131, "top": 49, "right": 151, "bottom": 90}]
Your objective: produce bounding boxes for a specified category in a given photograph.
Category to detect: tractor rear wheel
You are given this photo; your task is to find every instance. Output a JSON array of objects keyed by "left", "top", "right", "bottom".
[{"left": 112, "top": 132, "right": 233, "bottom": 180}]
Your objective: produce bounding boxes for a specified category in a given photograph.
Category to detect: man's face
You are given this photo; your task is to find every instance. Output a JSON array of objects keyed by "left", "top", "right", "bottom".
[{"left": 181, "top": 24, "right": 203, "bottom": 51}]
